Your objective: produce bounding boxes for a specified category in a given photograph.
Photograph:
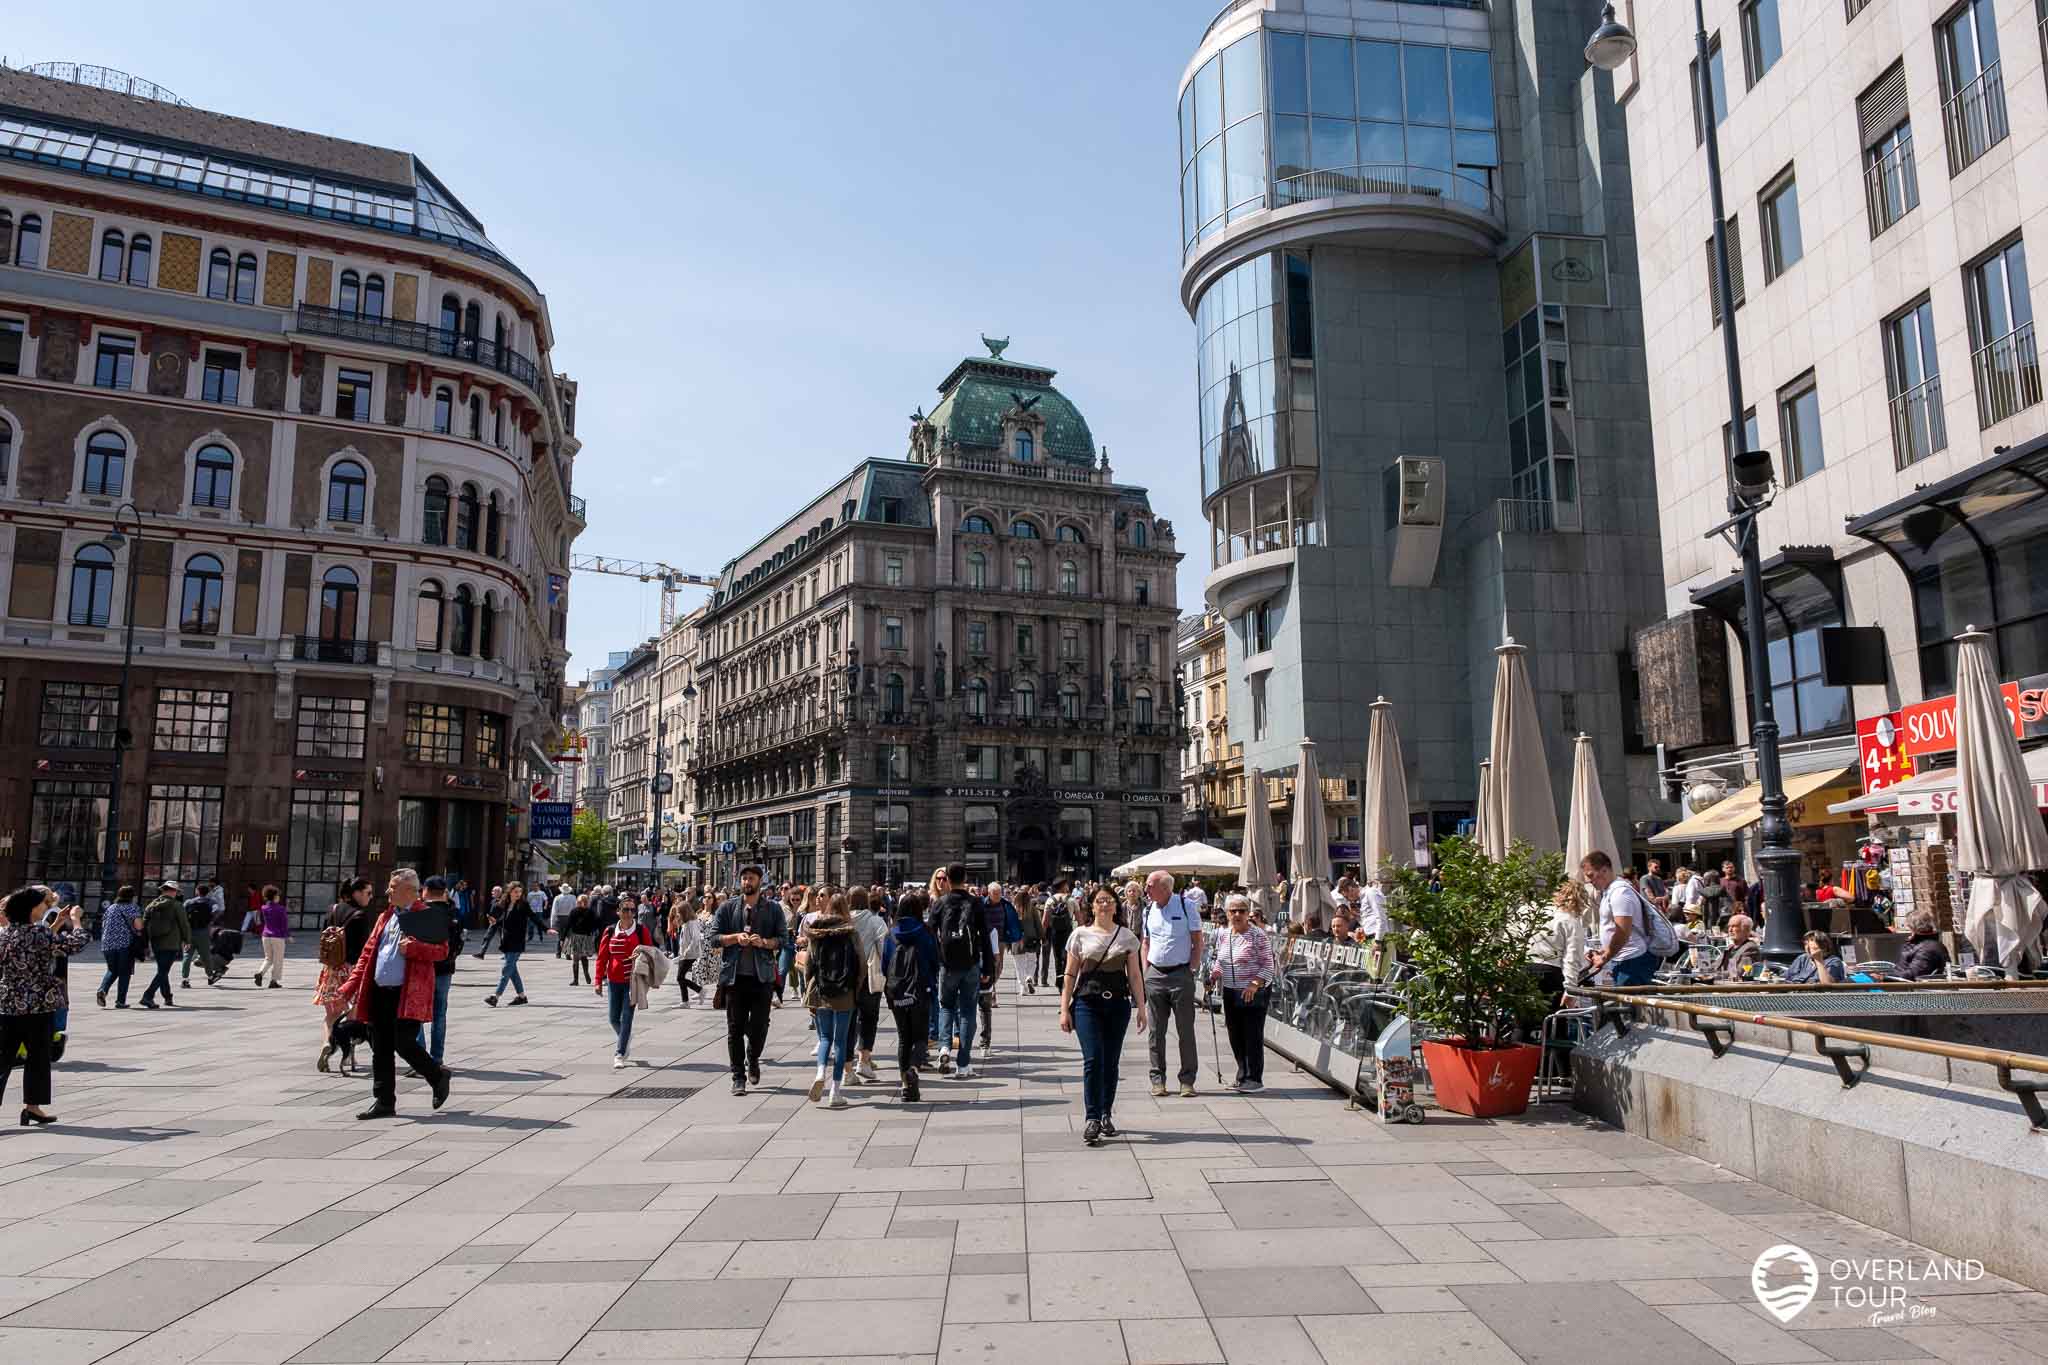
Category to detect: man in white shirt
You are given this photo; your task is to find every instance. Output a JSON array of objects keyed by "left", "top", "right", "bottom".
[
  {"left": 1583, "top": 850, "right": 1657, "bottom": 986},
  {"left": 1139, "top": 871, "right": 1203, "bottom": 1098},
  {"left": 1182, "top": 883, "right": 1208, "bottom": 918},
  {"left": 551, "top": 884, "right": 578, "bottom": 958}
]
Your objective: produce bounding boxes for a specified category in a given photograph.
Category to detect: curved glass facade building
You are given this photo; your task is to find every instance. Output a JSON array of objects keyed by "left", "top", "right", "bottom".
[{"left": 1176, "top": 0, "right": 1670, "bottom": 856}]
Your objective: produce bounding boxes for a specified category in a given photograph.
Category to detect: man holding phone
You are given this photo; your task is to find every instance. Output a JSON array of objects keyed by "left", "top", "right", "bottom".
[{"left": 715, "top": 866, "right": 785, "bottom": 1096}]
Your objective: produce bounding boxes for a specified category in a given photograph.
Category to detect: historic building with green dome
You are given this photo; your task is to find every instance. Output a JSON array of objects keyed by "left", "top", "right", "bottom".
[{"left": 687, "top": 343, "right": 1184, "bottom": 887}]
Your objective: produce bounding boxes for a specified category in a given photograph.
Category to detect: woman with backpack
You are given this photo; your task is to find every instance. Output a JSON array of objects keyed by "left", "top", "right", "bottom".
[
  {"left": 566, "top": 894, "right": 599, "bottom": 986},
  {"left": 593, "top": 897, "right": 655, "bottom": 1068},
  {"left": 1059, "top": 885, "right": 1148, "bottom": 1147},
  {"left": 1039, "top": 884, "right": 1074, "bottom": 989},
  {"left": 847, "top": 888, "right": 889, "bottom": 1083},
  {"left": 316, "top": 878, "right": 377, "bottom": 1071},
  {"left": 799, "top": 892, "right": 861, "bottom": 1108},
  {"left": 880, "top": 890, "right": 938, "bottom": 1102}
]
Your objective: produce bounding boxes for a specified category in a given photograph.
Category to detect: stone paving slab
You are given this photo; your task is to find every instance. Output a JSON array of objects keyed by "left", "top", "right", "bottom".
[{"left": 0, "top": 945, "right": 2034, "bottom": 1363}]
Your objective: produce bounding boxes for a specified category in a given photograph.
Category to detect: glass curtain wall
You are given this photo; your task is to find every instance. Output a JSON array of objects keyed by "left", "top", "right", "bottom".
[{"left": 1199, "top": 251, "right": 1322, "bottom": 565}]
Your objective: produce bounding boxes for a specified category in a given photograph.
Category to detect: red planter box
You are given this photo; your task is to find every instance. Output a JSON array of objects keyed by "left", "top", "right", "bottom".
[{"left": 1421, "top": 1039, "right": 1542, "bottom": 1118}]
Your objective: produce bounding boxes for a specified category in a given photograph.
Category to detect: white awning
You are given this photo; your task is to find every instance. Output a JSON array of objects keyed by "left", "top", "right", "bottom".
[{"left": 1829, "top": 746, "right": 2048, "bottom": 817}]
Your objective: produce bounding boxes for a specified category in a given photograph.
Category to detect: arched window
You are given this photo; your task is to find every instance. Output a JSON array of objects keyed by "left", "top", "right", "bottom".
[
  {"left": 422, "top": 476, "right": 450, "bottom": 545},
  {"left": 233, "top": 253, "right": 258, "bottom": 305},
  {"left": 192, "top": 444, "right": 234, "bottom": 510},
  {"left": 68, "top": 545, "right": 114, "bottom": 626},
  {"left": 455, "top": 482, "right": 479, "bottom": 551},
  {"left": 126, "top": 233, "right": 151, "bottom": 286},
  {"left": 1132, "top": 520, "right": 1150, "bottom": 547},
  {"left": 432, "top": 386, "right": 453, "bottom": 434},
  {"left": 337, "top": 270, "right": 360, "bottom": 315},
  {"left": 1013, "top": 557, "right": 1035, "bottom": 592},
  {"left": 451, "top": 586, "right": 475, "bottom": 655},
  {"left": 327, "top": 459, "right": 366, "bottom": 524},
  {"left": 478, "top": 593, "right": 497, "bottom": 661},
  {"left": 16, "top": 214, "right": 42, "bottom": 269},
  {"left": 1014, "top": 679, "right": 1037, "bottom": 718},
  {"left": 439, "top": 293, "right": 460, "bottom": 336},
  {"left": 966, "top": 677, "right": 989, "bottom": 717},
  {"left": 1059, "top": 559, "right": 1079, "bottom": 594},
  {"left": 0, "top": 420, "right": 13, "bottom": 483},
  {"left": 492, "top": 403, "right": 505, "bottom": 446},
  {"left": 1014, "top": 430, "right": 1034, "bottom": 461},
  {"left": 1056, "top": 524, "right": 1085, "bottom": 543},
  {"left": 884, "top": 673, "right": 905, "bottom": 716},
  {"left": 462, "top": 302, "right": 480, "bottom": 349},
  {"left": 98, "top": 229, "right": 125, "bottom": 282},
  {"left": 493, "top": 313, "right": 508, "bottom": 362},
  {"left": 206, "top": 248, "right": 232, "bottom": 300},
  {"left": 1010, "top": 519, "right": 1040, "bottom": 539},
  {"left": 319, "top": 567, "right": 358, "bottom": 640},
  {"left": 179, "top": 554, "right": 224, "bottom": 635},
  {"left": 962, "top": 514, "right": 994, "bottom": 535},
  {"left": 1060, "top": 684, "right": 1082, "bottom": 720},
  {"left": 416, "top": 579, "right": 444, "bottom": 650},
  {"left": 0, "top": 209, "right": 12, "bottom": 265},
  {"left": 966, "top": 551, "right": 987, "bottom": 589},
  {"left": 1135, "top": 690, "right": 1155, "bottom": 726},
  {"left": 485, "top": 493, "right": 502, "bottom": 557},
  {"left": 363, "top": 273, "right": 385, "bottom": 319},
  {"left": 467, "top": 394, "right": 483, "bottom": 439},
  {"left": 82, "top": 431, "right": 127, "bottom": 497}
]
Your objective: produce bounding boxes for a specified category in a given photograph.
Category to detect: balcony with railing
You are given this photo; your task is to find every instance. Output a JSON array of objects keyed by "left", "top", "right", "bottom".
[
  {"left": 1494, "top": 497, "right": 1581, "bottom": 535},
  {"left": 1888, "top": 374, "right": 1947, "bottom": 467},
  {"left": 568, "top": 493, "right": 587, "bottom": 522},
  {"left": 1942, "top": 63, "right": 2009, "bottom": 174},
  {"left": 292, "top": 635, "right": 373, "bottom": 664},
  {"left": 295, "top": 305, "right": 545, "bottom": 394},
  {"left": 1971, "top": 322, "right": 2041, "bottom": 428},
  {"left": 1200, "top": 0, "right": 1485, "bottom": 46},
  {"left": 1272, "top": 163, "right": 1503, "bottom": 226},
  {"left": 1864, "top": 136, "right": 1919, "bottom": 238}
]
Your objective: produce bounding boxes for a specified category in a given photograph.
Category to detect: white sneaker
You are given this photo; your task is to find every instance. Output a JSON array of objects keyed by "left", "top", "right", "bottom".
[
  {"left": 827, "top": 1085, "right": 848, "bottom": 1110},
  {"left": 955, "top": 1067, "right": 977, "bottom": 1080},
  {"left": 857, "top": 1063, "right": 880, "bottom": 1084},
  {"left": 612, "top": 1055, "right": 626, "bottom": 1069}
]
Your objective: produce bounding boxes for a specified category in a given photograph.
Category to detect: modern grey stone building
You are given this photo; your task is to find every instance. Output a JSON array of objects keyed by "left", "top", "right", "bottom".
[{"left": 1178, "top": 0, "right": 1668, "bottom": 850}]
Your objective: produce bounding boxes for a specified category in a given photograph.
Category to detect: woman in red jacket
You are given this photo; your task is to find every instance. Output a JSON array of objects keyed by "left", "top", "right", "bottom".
[
  {"left": 593, "top": 896, "right": 655, "bottom": 1069},
  {"left": 339, "top": 869, "right": 451, "bottom": 1120}
]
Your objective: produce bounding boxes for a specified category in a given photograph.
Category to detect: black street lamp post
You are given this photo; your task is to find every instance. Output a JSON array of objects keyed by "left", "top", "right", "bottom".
[
  {"left": 96, "top": 503, "right": 146, "bottom": 908},
  {"left": 1586, "top": 3, "right": 1804, "bottom": 963}
]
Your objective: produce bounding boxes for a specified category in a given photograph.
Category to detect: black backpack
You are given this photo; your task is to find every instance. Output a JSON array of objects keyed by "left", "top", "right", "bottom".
[
  {"left": 939, "top": 898, "right": 978, "bottom": 971},
  {"left": 1049, "top": 898, "right": 1074, "bottom": 939},
  {"left": 811, "top": 928, "right": 860, "bottom": 998},
  {"left": 885, "top": 936, "right": 922, "bottom": 1008}
]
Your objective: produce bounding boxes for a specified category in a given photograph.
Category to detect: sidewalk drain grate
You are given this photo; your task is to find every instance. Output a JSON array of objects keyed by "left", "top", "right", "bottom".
[{"left": 606, "top": 1086, "right": 699, "bottom": 1101}]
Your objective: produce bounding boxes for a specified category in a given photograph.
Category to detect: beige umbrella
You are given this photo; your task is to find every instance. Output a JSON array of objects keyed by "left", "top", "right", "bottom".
[
  {"left": 1240, "top": 767, "right": 1279, "bottom": 924},
  {"left": 1563, "top": 732, "right": 1619, "bottom": 930},
  {"left": 1476, "top": 758, "right": 1497, "bottom": 854},
  {"left": 1485, "top": 637, "right": 1559, "bottom": 859},
  {"left": 1953, "top": 626, "right": 2048, "bottom": 972},
  {"left": 1363, "top": 697, "right": 1412, "bottom": 883},
  {"left": 1289, "top": 739, "right": 1336, "bottom": 929}
]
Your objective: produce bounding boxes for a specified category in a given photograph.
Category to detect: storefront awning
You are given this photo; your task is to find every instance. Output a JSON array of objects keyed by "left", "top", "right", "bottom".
[
  {"left": 1650, "top": 766, "right": 1853, "bottom": 846},
  {"left": 1828, "top": 746, "right": 2048, "bottom": 816}
]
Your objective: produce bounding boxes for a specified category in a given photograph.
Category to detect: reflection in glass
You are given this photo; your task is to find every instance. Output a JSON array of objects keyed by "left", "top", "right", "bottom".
[
  {"left": 1268, "top": 31, "right": 1306, "bottom": 115},
  {"left": 1404, "top": 45, "right": 1450, "bottom": 124},
  {"left": 1309, "top": 37, "right": 1354, "bottom": 117},
  {"left": 1193, "top": 54, "right": 1222, "bottom": 146},
  {"left": 1222, "top": 31, "right": 1263, "bottom": 126},
  {"left": 1357, "top": 41, "right": 1401, "bottom": 121},
  {"left": 1451, "top": 48, "right": 1495, "bottom": 128}
]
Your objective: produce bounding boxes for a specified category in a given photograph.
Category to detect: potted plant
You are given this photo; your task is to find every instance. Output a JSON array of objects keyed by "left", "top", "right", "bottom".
[{"left": 1388, "top": 835, "right": 1561, "bottom": 1118}]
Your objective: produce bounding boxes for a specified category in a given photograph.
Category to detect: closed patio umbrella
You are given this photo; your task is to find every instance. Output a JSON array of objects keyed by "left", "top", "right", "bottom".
[
  {"left": 1563, "top": 733, "right": 1619, "bottom": 929},
  {"left": 1953, "top": 626, "right": 2048, "bottom": 972},
  {"left": 1240, "top": 767, "right": 1279, "bottom": 925},
  {"left": 1363, "top": 697, "right": 1412, "bottom": 883},
  {"left": 1485, "top": 637, "right": 1559, "bottom": 859},
  {"left": 1289, "top": 739, "right": 1336, "bottom": 930},
  {"left": 1476, "top": 759, "right": 1497, "bottom": 857}
]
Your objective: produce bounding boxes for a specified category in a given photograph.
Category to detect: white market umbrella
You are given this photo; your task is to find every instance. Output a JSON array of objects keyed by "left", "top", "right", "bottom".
[
  {"left": 1289, "top": 739, "right": 1337, "bottom": 930},
  {"left": 1953, "top": 626, "right": 2048, "bottom": 972},
  {"left": 1485, "top": 637, "right": 1559, "bottom": 859},
  {"left": 1113, "top": 841, "right": 1242, "bottom": 880},
  {"left": 1240, "top": 767, "right": 1279, "bottom": 924},
  {"left": 1363, "top": 696, "right": 1412, "bottom": 884},
  {"left": 1564, "top": 733, "right": 1619, "bottom": 929},
  {"left": 1476, "top": 759, "right": 1498, "bottom": 855}
]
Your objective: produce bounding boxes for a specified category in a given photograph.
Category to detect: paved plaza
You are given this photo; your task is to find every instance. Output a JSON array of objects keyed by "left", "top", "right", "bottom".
[{"left": 2, "top": 946, "right": 2044, "bottom": 1365}]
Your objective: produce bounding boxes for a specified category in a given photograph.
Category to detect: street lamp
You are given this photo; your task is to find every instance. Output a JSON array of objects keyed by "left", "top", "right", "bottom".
[
  {"left": 96, "top": 503, "right": 146, "bottom": 907},
  {"left": 1586, "top": 2, "right": 1804, "bottom": 964}
]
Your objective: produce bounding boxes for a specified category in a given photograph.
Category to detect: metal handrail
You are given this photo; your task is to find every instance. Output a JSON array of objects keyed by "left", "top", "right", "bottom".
[
  {"left": 1888, "top": 373, "right": 1945, "bottom": 466},
  {"left": 295, "top": 304, "right": 544, "bottom": 393},
  {"left": 1581, "top": 983, "right": 2048, "bottom": 1127},
  {"left": 1863, "top": 136, "right": 1918, "bottom": 237},
  {"left": 1494, "top": 497, "right": 1578, "bottom": 534},
  {"left": 1941, "top": 61, "right": 2009, "bottom": 173},
  {"left": 1971, "top": 321, "right": 2041, "bottom": 428},
  {"left": 1272, "top": 163, "right": 1502, "bottom": 221}
]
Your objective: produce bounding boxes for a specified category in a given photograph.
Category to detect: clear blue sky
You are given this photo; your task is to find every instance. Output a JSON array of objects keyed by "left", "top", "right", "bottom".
[{"left": 6, "top": 1, "right": 1213, "bottom": 677}]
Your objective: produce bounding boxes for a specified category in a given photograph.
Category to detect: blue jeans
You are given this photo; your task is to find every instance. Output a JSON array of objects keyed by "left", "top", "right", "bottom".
[
  {"left": 608, "top": 980, "right": 636, "bottom": 1057},
  {"left": 413, "top": 972, "right": 453, "bottom": 1063},
  {"left": 1610, "top": 952, "right": 1658, "bottom": 986},
  {"left": 496, "top": 952, "right": 525, "bottom": 997},
  {"left": 814, "top": 1007, "right": 853, "bottom": 1082},
  {"left": 1072, "top": 994, "right": 1133, "bottom": 1121},
  {"left": 937, "top": 967, "right": 979, "bottom": 1070}
]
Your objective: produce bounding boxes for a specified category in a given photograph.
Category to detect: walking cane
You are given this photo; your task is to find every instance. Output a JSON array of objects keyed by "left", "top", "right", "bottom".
[{"left": 1208, "top": 979, "right": 1223, "bottom": 1088}]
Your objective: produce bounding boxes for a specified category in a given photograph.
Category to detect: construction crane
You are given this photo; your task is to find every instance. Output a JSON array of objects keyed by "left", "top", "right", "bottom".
[{"left": 568, "top": 555, "right": 719, "bottom": 631}]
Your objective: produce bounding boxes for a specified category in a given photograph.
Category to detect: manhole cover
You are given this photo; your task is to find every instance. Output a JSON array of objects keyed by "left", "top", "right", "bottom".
[{"left": 607, "top": 1086, "right": 699, "bottom": 1101}]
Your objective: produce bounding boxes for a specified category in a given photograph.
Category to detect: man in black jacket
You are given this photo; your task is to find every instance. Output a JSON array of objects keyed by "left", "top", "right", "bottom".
[
  {"left": 714, "top": 866, "right": 786, "bottom": 1096},
  {"left": 180, "top": 882, "right": 217, "bottom": 988},
  {"left": 410, "top": 876, "right": 462, "bottom": 1069},
  {"left": 926, "top": 865, "right": 996, "bottom": 1078}
]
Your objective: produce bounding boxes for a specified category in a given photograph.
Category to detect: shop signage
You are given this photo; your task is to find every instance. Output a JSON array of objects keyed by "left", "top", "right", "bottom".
[
  {"left": 1856, "top": 714, "right": 1916, "bottom": 794},
  {"left": 943, "top": 785, "right": 1013, "bottom": 799},
  {"left": 1329, "top": 841, "right": 1361, "bottom": 861},
  {"left": 1054, "top": 787, "right": 1107, "bottom": 803},
  {"left": 443, "top": 773, "right": 485, "bottom": 790},
  {"left": 1285, "top": 936, "right": 1376, "bottom": 973},
  {"left": 530, "top": 802, "right": 573, "bottom": 840},
  {"left": 1897, "top": 673, "right": 2048, "bottom": 757},
  {"left": 1123, "top": 791, "right": 1178, "bottom": 806},
  {"left": 1898, "top": 779, "right": 2048, "bottom": 817},
  {"left": 293, "top": 769, "right": 353, "bottom": 784}
]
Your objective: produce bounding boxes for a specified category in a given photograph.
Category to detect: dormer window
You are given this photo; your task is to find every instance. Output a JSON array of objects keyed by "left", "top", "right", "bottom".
[{"left": 1014, "top": 430, "right": 1034, "bottom": 461}]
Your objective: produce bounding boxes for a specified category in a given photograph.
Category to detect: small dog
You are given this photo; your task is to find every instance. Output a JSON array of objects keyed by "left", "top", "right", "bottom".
[{"left": 327, "top": 1017, "right": 372, "bottom": 1076}]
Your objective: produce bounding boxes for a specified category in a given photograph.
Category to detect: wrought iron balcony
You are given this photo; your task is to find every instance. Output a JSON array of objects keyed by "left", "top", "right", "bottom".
[
  {"left": 292, "top": 635, "right": 372, "bottom": 664},
  {"left": 1888, "top": 375, "right": 1946, "bottom": 467},
  {"left": 1942, "top": 63, "right": 2008, "bottom": 174},
  {"left": 1971, "top": 323, "right": 2041, "bottom": 429},
  {"left": 295, "top": 305, "right": 544, "bottom": 393},
  {"left": 1271, "top": 163, "right": 1502, "bottom": 224},
  {"left": 1863, "top": 136, "right": 1919, "bottom": 238},
  {"left": 568, "top": 493, "right": 587, "bottom": 521}
]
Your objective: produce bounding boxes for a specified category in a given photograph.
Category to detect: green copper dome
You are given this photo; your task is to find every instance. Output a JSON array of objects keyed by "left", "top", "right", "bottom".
[{"left": 924, "top": 353, "right": 1098, "bottom": 466}]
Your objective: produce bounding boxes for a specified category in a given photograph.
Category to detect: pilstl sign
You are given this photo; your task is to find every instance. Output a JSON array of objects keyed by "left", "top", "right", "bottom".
[{"left": 1895, "top": 673, "right": 2048, "bottom": 758}]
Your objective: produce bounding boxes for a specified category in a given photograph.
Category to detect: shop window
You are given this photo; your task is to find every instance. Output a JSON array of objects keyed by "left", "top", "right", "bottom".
[
  {"left": 39, "top": 681, "right": 118, "bottom": 748},
  {"left": 144, "top": 783, "right": 222, "bottom": 890},
  {"left": 295, "top": 696, "right": 367, "bottom": 758},
  {"left": 287, "top": 789, "right": 361, "bottom": 932},
  {"left": 405, "top": 702, "right": 464, "bottom": 765}
]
